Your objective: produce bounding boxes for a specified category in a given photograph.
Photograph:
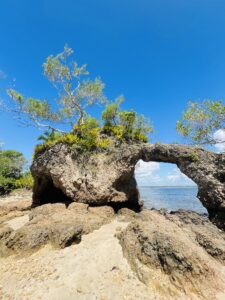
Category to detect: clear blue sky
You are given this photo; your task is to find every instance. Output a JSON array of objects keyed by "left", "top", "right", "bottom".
[{"left": 0, "top": 0, "right": 225, "bottom": 185}]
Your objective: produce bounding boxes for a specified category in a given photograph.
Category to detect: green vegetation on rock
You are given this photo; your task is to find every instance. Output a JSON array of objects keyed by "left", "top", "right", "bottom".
[
  {"left": 102, "top": 99, "right": 153, "bottom": 142},
  {"left": 2, "top": 45, "right": 153, "bottom": 155}
]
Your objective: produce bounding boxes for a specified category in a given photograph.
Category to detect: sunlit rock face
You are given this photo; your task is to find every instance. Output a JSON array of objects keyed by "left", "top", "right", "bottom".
[
  {"left": 31, "top": 141, "right": 225, "bottom": 229},
  {"left": 119, "top": 209, "right": 225, "bottom": 299}
]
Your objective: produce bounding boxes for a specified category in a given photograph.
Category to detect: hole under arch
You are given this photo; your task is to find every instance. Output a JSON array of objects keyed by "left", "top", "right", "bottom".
[
  {"left": 134, "top": 160, "right": 207, "bottom": 214},
  {"left": 33, "top": 176, "right": 73, "bottom": 206}
]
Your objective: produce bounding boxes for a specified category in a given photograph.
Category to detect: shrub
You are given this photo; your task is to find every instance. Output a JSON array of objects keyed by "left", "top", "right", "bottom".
[
  {"left": 102, "top": 102, "right": 153, "bottom": 143},
  {"left": 0, "top": 176, "right": 17, "bottom": 195},
  {"left": 15, "top": 172, "right": 34, "bottom": 189},
  {"left": 101, "top": 96, "right": 123, "bottom": 126},
  {"left": 34, "top": 117, "right": 111, "bottom": 155},
  {"left": 34, "top": 100, "right": 154, "bottom": 156}
]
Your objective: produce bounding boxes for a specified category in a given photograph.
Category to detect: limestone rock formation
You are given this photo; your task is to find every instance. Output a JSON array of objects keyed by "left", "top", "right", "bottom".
[
  {"left": 119, "top": 209, "right": 225, "bottom": 299},
  {"left": 31, "top": 142, "right": 225, "bottom": 229},
  {"left": 0, "top": 202, "right": 115, "bottom": 256}
]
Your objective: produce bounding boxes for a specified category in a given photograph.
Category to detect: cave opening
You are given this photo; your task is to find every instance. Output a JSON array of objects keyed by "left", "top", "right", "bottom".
[
  {"left": 134, "top": 160, "right": 207, "bottom": 214},
  {"left": 33, "top": 176, "right": 73, "bottom": 207}
]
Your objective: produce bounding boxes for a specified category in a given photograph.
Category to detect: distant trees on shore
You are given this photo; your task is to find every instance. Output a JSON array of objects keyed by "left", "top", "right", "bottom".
[{"left": 0, "top": 149, "right": 33, "bottom": 195}]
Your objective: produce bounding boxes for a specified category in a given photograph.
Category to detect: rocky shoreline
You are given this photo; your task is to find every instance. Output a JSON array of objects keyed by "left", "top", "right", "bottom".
[
  {"left": 0, "top": 190, "right": 225, "bottom": 299},
  {"left": 31, "top": 142, "right": 225, "bottom": 229}
]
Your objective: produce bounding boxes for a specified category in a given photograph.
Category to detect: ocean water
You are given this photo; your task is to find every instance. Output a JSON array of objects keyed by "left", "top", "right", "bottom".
[{"left": 139, "top": 186, "right": 207, "bottom": 214}]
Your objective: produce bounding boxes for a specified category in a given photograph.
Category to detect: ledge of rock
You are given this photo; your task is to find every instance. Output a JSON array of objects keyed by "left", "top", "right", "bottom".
[
  {"left": 31, "top": 142, "right": 225, "bottom": 229},
  {"left": 0, "top": 202, "right": 115, "bottom": 256}
]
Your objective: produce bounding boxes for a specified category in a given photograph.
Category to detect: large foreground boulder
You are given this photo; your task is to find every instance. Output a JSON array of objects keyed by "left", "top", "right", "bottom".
[
  {"left": 31, "top": 142, "right": 225, "bottom": 229},
  {"left": 119, "top": 209, "right": 225, "bottom": 299}
]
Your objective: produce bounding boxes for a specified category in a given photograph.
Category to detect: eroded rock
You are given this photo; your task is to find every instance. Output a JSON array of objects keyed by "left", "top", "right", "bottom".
[
  {"left": 0, "top": 202, "right": 115, "bottom": 256},
  {"left": 119, "top": 209, "right": 225, "bottom": 299},
  {"left": 31, "top": 142, "right": 225, "bottom": 229}
]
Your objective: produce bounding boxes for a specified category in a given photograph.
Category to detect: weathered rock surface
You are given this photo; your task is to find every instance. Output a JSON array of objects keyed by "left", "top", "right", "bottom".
[
  {"left": 0, "top": 202, "right": 115, "bottom": 256},
  {"left": 1, "top": 192, "right": 225, "bottom": 299},
  {"left": 0, "top": 190, "right": 32, "bottom": 225},
  {"left": 119, "top": 209, "right": 225, "bottom": 299},
  {"left": 31, "top": 142, "right": 225, "bottom": 229}
]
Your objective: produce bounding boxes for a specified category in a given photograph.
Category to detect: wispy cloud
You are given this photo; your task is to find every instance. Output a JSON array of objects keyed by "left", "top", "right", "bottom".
[{"left": 214, "top": 129, "right": 225, "bottom": 152}]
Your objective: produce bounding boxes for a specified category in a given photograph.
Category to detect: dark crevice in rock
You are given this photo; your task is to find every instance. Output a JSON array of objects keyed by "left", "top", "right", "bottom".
[
  {"left": 88, "top": 199, "right": 142, "bottom": 213},
  {"left": 32, "top": 176, "right": 73, "bottom": 207}
]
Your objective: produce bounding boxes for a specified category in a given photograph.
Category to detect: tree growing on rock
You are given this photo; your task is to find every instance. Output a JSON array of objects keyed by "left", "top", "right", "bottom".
[
  {"left": 4, "top": 45, "right": 106, "bottom": 133},
  {"left": 2, "top": 45, "right": 154, "bottom": 153},
  {"left": 177, "top": 100, "right": 225, "bottom": 148},
  {"left": 102, "top": 98, "right": 153, "bottom": 142}
]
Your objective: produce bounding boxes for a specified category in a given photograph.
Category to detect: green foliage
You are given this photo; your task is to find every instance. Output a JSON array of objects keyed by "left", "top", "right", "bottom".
[
  {"left": 37, "top": 130, "right": 63, "bottom": 143},
  {"left": 189, "top": 152, "right": 200, "bottom": 162},
  {"left": 34, "top": 117, "right": 111, "bottom": 155},
  {"left": 6, "top": 45, "right": 106, "bottom": 132},
  {"left": 101, "top": 96, "right": 123, "bottom": 126},
  {"left": 14, "top": 172, "right": 34, "bottom": 189},
  {"left": 3, "top": 45, "right": 154, "bottom": 156},
  {"left": 0, "top": 150, "right": 33, "bottom": 195},
  {"left": 0, "top": 150, "right": 26, "bottom": 179},
  {"left": 177, "top": 100, "right": 225, "bottom": 146},
  {"left": 102, "top": 100, "right": 153, "bottom": 142},
  {"left": 0, "top": 176, "right": 17, "bottom": 194}
]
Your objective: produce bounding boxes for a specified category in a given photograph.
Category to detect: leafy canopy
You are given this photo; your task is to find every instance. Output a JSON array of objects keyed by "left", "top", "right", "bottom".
[
  {"left": 2, "top": 45, "right": 153, "bottom": 154},
  {"left": 0, "top": 150, "right": 26, "bottom": 179},
  {"left": 5, "top": 45, "right": 106, "bottom": 132},
  {"left": 177, "top": 100, "right": 225, "bottom": 146},
  {"left": 0, "top": 149, "right": 33, "bottom": 194}
]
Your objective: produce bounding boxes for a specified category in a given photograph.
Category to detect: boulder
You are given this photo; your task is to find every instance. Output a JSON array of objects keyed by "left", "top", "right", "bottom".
[
  {"left": 0, "top": 203, "right": 115, "bottom": 256},
  {"left": 119, "top": 209, "right": 225, "bottom": 299}
]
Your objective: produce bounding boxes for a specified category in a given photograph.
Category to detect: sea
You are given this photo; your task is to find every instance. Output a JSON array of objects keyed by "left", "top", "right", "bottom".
[{"left": 139, "top": 186, "right": 207, "bottom": 214}]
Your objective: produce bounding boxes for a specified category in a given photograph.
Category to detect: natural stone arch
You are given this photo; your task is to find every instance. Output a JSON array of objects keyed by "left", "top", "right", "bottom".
[
  {"left": 134, "top": 160, "right": 205, "bottom": 213},
  {"left": 31, "top": 142, "right": 225, "bottom": 229}
]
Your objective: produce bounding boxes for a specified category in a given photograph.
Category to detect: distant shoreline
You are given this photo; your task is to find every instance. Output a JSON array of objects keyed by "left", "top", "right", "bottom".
[{"left": 139, "top": 186, "right": 197, "bottom": 188}]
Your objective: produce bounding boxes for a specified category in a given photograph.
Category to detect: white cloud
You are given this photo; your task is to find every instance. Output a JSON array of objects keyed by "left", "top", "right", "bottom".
[
  {"left": 135, "top": 160, "right": 160, "bottom": 186},
  {"left": 135, "top": 160, "right": 196, "bottom": 186},
  {"left": 167, "top": 168, "right": 194, "bottom": 184},
  {"left": 214, "top": 129, "right": 225, "bottom": 152},
  {"left": 135, "top": 160, "right": 160, "bottom": 177}
]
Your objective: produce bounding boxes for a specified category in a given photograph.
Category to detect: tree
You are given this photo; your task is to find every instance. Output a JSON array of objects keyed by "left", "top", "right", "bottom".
[
  {"left": 3, "top": 45, "right": 106, "bottom": 133},
  {"left": 1, "top": 45, "right": 154, "bottom": 151},
  {"left": 0, "top": 150, "right": 26, "bottom": 179},
  {"left": 177, "top": 100, "right": 225, "bottom": 146},
  {"left": 0, "top": 149, "right": 30, "bottom": 194}
]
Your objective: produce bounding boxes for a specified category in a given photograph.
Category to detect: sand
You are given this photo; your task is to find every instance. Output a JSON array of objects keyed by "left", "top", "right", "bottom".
[{"left": 0, "top": 218, "right": 154, "bottom": 300}]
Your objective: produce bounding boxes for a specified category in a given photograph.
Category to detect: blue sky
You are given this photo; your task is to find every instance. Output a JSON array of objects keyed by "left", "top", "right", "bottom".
[{"left": 1, "top": 0, "right": 225, "bottom": 185}]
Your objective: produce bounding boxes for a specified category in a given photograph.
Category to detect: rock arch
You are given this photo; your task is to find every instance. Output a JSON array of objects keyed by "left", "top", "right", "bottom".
[{"left": 31, "top": 142, "right": 225, "bottom": 229}]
